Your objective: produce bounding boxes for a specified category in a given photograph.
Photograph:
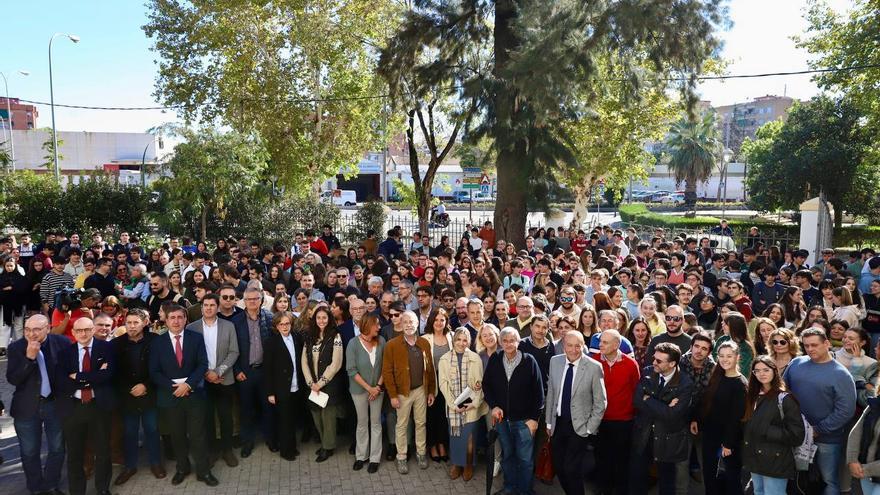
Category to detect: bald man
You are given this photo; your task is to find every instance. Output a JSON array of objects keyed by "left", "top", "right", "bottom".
[
  {"left": 7, "top": 314, "right": 70, "bottom": 494},
  {"left": 56, "top": 317, "right": 116, "bottom": 495}
]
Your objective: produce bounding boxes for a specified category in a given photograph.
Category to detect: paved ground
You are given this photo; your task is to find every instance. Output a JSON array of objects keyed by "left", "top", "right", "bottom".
[{"left": 0, "top": 356, "right": 568, "bottom": 495}]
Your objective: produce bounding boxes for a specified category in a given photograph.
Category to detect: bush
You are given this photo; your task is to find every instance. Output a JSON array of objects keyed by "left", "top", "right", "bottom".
[{"left": 345, "top": 200, "right": 385, "bottom": 244}]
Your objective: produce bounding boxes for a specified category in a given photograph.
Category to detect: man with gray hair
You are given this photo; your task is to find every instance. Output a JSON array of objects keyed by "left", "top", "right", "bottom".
[
  {"left": 484, "top": 327, "right": 544, "bottom": 495},
  {"left": 398, "top": 279, "right": 418, "bottom": 312},
  {"left": 367, "top": 276, "right": 385, "bottom": 299},
  {"left": 588, "top": 310, "right": 635, "bottom": 356}
]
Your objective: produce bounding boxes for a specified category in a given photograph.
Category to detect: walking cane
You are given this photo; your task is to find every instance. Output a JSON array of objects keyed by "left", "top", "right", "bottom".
[{"left": 485, "top": 426, "right": 498, "bottom": 495}]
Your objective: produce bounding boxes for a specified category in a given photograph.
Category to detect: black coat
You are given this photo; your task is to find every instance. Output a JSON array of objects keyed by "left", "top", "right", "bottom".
[
  {"left": 632, "top": 366, "right": 694, "bottom": 463},
  {"left": 112, "top": 332, "right": 157, "bottom": 413},
  {"left": 742, "top": 393, "right": 805, "bottom": 479},
  {"left": 263, "top": 332, "right": 306, "bottom": 401},
  {"left": 55, "top": 339, "right": 116, "bottom": 416}
]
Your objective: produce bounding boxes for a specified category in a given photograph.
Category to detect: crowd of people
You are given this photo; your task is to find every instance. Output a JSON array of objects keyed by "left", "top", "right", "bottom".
[{"left": 3, "top": 221, "right": 880, "bottom": 495}]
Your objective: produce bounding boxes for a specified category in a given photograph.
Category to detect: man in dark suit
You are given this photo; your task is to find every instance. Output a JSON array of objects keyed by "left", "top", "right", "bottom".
[
  {"left": 6, "top": 314, "right": 69, "bottom": 495},
  {"left": 545, "top": 332, "right": 607, "bottom": 495},
  {"left": 630, "top": 341, "right": 694, "bottom": 495},
  {"left": 232, "top": 287, "right": 274, "bottom": 457},
  {"left": 55, "top": 317, "right": 115, "bottom": 495},
  {"left": 112, "top": 308, "right": 164, "bottom": 486},
  {"left": 186, "top": 293, "right": 240, "bottom": 467},
  {"left": 148, "top": 303, "right": 218, "bottom": 486},
  {"left": 262, "top": 312, "right": 306, "bottom": 460}
]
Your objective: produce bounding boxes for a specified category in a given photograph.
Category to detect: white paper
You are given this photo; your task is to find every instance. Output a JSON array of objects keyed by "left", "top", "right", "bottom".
[
  {"left": 172, "top": 378, "right": 187, "bottom": 385},
  {"left": 453, "top": 386, "right": 473, "bottom": 407},
  {"left": 309, "top": 390, "right": 330, "bottom": 408}
]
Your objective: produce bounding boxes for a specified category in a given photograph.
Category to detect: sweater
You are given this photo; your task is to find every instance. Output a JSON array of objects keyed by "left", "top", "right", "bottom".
[
  {"left": 483, "top": 350, "right": 544, "bottom": 422},
  {"left": 590, "top": 352, "right": 640, "bottom": 421},
  {"left": 699, "top": 374, "right": 748, "bottom": 448},
  {"left": 519, "top": 337, "right": 557, "bottom": 390},
  {"left": 784, "top": 356, "right": 857, "bottom": 443}
]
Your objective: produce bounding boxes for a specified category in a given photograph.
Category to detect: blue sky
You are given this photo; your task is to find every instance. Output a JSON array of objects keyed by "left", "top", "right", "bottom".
[{"left": 1, "top": 0, "right": 854, "bottom": 134}]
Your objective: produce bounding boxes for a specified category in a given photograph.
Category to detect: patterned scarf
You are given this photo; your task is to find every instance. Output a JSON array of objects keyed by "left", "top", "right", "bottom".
[{"left": 446, "top": 350, "right": 470, "bottom": 437}]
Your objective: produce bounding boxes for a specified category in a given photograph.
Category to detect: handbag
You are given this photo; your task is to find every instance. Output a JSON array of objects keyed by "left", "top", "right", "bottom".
[{"left": 535, "top": 438, "right": 554, "bottom": 483}]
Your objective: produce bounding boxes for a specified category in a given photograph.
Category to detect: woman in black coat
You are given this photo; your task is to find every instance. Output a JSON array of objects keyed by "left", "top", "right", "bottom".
[
  {"left": 0, "top": 258, "right": 30, "bottom": 352},
  {"left": 742, "top": 355, "right": 806, "bottom": 494},
  {"left": 263, "top": 311, "right": 307, "bottom": 461}
]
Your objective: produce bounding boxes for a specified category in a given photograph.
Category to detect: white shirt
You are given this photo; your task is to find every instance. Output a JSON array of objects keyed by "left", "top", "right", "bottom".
[
  {"left": 202, "top": 318, "right": 218, "bottom": 370},
  {"left": 169, "top": 330, "right": 184, "bottom": 354},
  {"left": 659, "top": 369, "right": 676, "bottom": 387},
  {"left": 281, "top": 333, "right": 299, "bottom": 393},
  {"left": 74, "top": 338, "right": 95, "bottom": 400},
  {"left": 360, "top": 337, "right": 378, "bottom": 367},
  {"left": 556, "top": 357, "right": 580, "bottom": 417}
]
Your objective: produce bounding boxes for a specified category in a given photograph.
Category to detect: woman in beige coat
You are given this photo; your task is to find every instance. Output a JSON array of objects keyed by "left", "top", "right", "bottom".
[{"left": 438, "top": 327, "right": 485, "bottom": 481}]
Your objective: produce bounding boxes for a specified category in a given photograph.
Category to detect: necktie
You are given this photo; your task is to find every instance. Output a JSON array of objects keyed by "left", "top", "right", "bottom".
[
  {"left": 174, "top": 335, "right": 183, "bottom": 367},
  {"left": 81, "top": 346, "right": 93, "bottom": 403},
  {"left": 659, "top": 375, "right": 666, "bottom": 389},
  {"left": 37, "top": 349, "right": 51, "bottom": 398},
  {"left": 561, "top": 362, "right": 574, "bottom": 418}
]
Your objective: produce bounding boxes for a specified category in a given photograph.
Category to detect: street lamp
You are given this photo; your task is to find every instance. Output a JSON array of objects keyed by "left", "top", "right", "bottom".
[
  {"left": 49, "top": 33, "right": 80, "bottom": 181},
  {"left": 720, "top": 147, "right": 734, "bottom": 219},
  {"left": 0, "top": 70, "right": 29, "bottom": 170},
  {"left": 141, "top": 135, "right": 163, "bottom": 188}
]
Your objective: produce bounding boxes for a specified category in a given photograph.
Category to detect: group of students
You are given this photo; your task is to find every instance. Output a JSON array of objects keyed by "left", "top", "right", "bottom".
[{"left": 4, "top": 223, "right": 880, "bottom": 495}]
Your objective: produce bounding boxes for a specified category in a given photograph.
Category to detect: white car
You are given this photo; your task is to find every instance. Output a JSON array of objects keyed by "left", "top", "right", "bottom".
[
  {"left": 659, "top": 193, "right": 685, "bottom": 205},
  {"left": 472, "top": 192, "right": 495, "bottom": 203},
  {"left": 320, "top": 189, "right": 357, "bottom": 206}
]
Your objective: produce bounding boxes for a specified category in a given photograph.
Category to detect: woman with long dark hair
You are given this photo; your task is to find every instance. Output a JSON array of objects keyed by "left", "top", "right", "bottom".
[
  {"left": 743, "top": 356, "right": 805, "bottom": 494},
  {"left": 301, "top": 306, "right": 345, "bottom": 462},
  {"left": 778, "top": 286, "right": 805, "bottom": 328},
  {"left": 715, "top": 312, "right": 756, "bottom": 376},
  {"left": 0, "top": 257, "right": 29, "bottom": 352},
  {"left": 421, "top": 308, "right": 452, "bottom": 462},
  {"left": 691, "top": 340, "right": 748, "bottom": 494},
  {"left": 25, "top": 258, "right": 48, "bottom": 312},
  {"left": 625, "top": 317, "right": 652, "bottom": 370}
]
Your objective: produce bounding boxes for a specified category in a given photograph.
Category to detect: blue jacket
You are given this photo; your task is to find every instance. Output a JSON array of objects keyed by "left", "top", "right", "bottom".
[
  {"left": 232, "top": 309, "right": 273, "bottom": 376},
  {"left": 149, "top": 330, "right": 208, "bottom": 408},
  {"left": 5, "top": 334, "right": 70, "bottom": 418},
  {"left": 377, "top": 238, "right": 400, "bottom": 260},
  {"left": 54, "top": 338, "right": 116, "bottom": 416}
]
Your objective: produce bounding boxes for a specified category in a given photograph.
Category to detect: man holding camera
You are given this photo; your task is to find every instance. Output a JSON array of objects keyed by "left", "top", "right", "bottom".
[{"left": 50, "top": 288, "right": 101, "bottom": 342}]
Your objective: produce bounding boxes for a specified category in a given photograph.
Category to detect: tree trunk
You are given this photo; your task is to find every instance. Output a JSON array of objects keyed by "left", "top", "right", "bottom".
[
  {"left": 685, "top": 178, "right": 698, "bottom": 207},
  {"left": 494, "top": 147, "right": 529, "bottom": 248},
  {"left": 571, "top": 178, "right": 593, "bottom": 230},
  {"left": 200, "top": 206, "right": 208, "bottom": 243},
  {"left": 834, "top": 207, "right": 842, "bottom": 230},
  {"left": 417, "top": 188, "right": 431, "bottom": 236}
]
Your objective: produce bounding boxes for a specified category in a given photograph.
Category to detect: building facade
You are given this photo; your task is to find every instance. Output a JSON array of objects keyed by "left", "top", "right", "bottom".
[
  {"left": 715, "top": 95, "right": 794, "bottom": 156},
  {"left": 0, "top": 98, "right": 39, "bottom": 131}
]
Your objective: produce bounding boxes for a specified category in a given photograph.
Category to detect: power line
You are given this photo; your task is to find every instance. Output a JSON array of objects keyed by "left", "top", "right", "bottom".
[{"left": 16, "top": 64, "right": 880, "bottom": 111}]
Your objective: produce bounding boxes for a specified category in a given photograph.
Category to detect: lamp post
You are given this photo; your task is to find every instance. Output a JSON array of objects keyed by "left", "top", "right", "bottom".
[
  {"left": 720, "top": 147, "right": 734, "bottom": 220},
  {"left": 0, "top": 70, "right": 29, "bottom": 170},
  {"left": 141, "top": 135, "right": 163, "bottom": 188},
  {"left": 49, "top": 33, "right": 80, "bottom": 181}
]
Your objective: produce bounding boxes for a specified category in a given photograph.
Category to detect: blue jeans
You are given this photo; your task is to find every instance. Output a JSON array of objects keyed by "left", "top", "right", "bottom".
[
  {"left": 751, "top": 473, "right": 788, "bottom": 495},
  {"left": 13, "top": 400, "right": 66, "bottom": 493},
  {"left": 862, "top": 478, "right": 880, "bottom": 495},
  {"left": 496, "top": 419, "right": 535, "bottom": 495},
  {"left": 815, "top": 442, "right": 843, "bottom": 495},
  {"left": 123, "top": 408, "right": 161, "bottom": 469}
]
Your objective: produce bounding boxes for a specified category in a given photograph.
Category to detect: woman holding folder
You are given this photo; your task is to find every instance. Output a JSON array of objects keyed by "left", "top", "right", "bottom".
[
  {"left": 301, "top": 306, "right": 345, "bottom": 463},
  {"left": 438, "top": 327, "right": 485, "bottom": 481}
]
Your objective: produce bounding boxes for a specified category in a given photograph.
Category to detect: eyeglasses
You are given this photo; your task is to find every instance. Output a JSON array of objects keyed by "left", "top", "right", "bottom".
[
  {"left": 443, "top": 298, "right": 455, "bottom": 302},
  {"left": 221, "top": 295, "right": 236, "bottom": 301},
  {"left": 665, "top": 315, "right": 682, "bottom": 322},
  {"left": 771, "top": 339, "right": 788, "bottom": 346}
]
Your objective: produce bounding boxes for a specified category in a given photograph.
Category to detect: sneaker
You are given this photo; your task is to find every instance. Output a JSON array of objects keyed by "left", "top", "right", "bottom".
[
  {"left": 417, "top": 455, "right": 428, "bottom": 470},
  {"left": 397, "top": 459, "right": 409, "bottom": 474}
]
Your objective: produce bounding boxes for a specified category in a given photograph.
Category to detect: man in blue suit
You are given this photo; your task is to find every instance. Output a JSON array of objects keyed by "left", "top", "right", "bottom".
[
  {"left": 6, "top": 314, "right": 69, "bottom": 495},
  {"left": 149, "top": 303, "right": 218, "bottom": 486},
  {"left": 232, "top": 287, "right": 274, "bottom": 457},
  {"left": 55, "top": 317, "right": 115, "bottom": 495}
]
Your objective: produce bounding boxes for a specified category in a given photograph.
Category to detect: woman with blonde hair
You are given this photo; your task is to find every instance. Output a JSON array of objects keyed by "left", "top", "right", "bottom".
[
  {"left": 766, "top": 327, "right": 799, "bottom": 374},
  {"left": 438, "top": 327, "right": 484, "bottom": 481},
  {"left": 639, "top": 297, "right": 666, "bottom": 337}
]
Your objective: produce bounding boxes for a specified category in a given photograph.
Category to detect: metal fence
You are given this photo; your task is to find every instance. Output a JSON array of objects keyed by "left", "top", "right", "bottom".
[{"left": 621, "top": 222, "right": 800, "bottom": 254}]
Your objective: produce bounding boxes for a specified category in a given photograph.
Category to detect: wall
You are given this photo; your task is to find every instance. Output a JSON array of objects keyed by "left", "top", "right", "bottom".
[{"left": 9, "top": 129, "right": 156, "bottom": 172}]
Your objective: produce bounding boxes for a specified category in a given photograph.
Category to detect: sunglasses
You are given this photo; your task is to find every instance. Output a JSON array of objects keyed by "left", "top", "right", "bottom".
[
  {"left": 665, "top": 315, "right": 682, "bottom": 322},
  {"left": 390, "top": 313, "right": 401, "bottom": 318},
  {"left": 771, "top": 339, "right": 788, "bottom": 345},
  {"left": 560, "top": 296, "right": 575, "bottom": 303},
  {"left": 221, "top": 295, "right": 236, "bottom": 301}
]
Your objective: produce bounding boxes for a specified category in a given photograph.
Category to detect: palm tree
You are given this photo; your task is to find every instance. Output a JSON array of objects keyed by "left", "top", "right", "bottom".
[{"left": 664, "top": 111, "right": 721, "bottom": 207}]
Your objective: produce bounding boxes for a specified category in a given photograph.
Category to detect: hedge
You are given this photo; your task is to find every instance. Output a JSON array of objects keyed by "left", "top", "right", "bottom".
[{"left": 618, "top": 204, "right": 880, "bottom": 249}]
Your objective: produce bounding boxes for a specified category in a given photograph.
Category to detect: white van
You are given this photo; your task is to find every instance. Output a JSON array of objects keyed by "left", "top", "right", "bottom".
[{"left": 320, "top": 189, "right": 357, "bottom": 206}]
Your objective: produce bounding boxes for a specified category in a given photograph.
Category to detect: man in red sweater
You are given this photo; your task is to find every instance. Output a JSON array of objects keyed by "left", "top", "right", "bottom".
[
  {"left": 727, "top": 280, "right": 754, "bottom": 322},
  {"left": 591, "top": 330, "right": 640, "bottom": 495},
  {"left": 571, "top": 230, "right": 589, "bottom": 256}
]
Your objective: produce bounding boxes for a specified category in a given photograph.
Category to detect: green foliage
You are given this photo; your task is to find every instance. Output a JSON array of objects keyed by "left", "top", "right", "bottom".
[
  {"left": 741, "top": 96, "right": 879, "bottom": 226},
  {"left": 1, "top": 171, "right": 151, "bottom": 236},
  {"left": 0, "top": 141, "right": 9, "bottom": 170},
  {"left": 345, "top": 200, "right": 386, "bottom": 244},
  {"left": 40, "top": 132, "right": 64, "bottom": 171},
  {"left": 664, "top": 111, "right": 722, "bottom": 203},
  {"left": 143, "top": 0, "right": 398, "bottom": 192},
  {"left": 390, "top": 178, "right": 432, "bottom": 214}
]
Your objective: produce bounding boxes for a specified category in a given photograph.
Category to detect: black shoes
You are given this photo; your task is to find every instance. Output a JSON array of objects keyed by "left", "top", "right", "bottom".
[
  {"left": 353, "top": 460, "right": 365, "bottom": 471},
  {"left": 315, "top": 449, "right": 334, "bottom": 463},
  {"left": 367, "top": 462, "right": 379, "bottom": 473},
  {"left": 385, "top": 445, "right": 397, "bottom": 461},
  {"left": 171, "top": 470, "right": 190, "bottom": 485},
  {"left": 241, "top": 442, "right": 254, "bottom": 458},
  {"left": 197, "top": 472, "right": 219, "bottom": 486}
]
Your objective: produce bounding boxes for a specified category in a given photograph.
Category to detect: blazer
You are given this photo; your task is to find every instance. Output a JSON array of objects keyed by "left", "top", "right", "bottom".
[
  {"left": 346, "top": 336, "right": 386, "bottom": 395},
  {"left": 112, "top": 332, "right": 158, "bottom": 412},
  {"left": 6, "top": 334, "right": 70, "bottom": 418},
  {"left": 382, "top": 334, "right": 436, "bottom": 399},
  {"left": 148, "top": 329, "right": 209, "bottom": 408},
  {"left": 545, "top": 354, "right": 607, "bottom": 438},
  {"left": 54, "top": 338, "right": 116, "bottom": 416},
  {"left": 337, "top": 320, "right": 357, "bottom": 349},
  {"left": 263, "top": 331, "right": 306, "bottom": 400},
  {"left": 232, "top": 309, "right": 273, "bottom": 376},
  {"left": 187, "top": 318, "right": 240, "bottom": 385}
]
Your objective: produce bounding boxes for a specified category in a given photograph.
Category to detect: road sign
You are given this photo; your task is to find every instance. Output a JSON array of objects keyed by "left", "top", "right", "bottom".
[
  {"left": 480, "top": 184, "right": 490, "bottom": 195},
  {"left": 462, "top": 167, "right": 482, "bottom": 190},
  {"left": 480, "top": 173, "right": 491, "bottom": 185}
]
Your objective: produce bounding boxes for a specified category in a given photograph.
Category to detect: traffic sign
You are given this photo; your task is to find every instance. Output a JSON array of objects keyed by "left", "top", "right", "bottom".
[
  {"left": 462, "top": 167, "right": 482, "bottom": 190},
  {"left": 480, "top": 184, "right": 490, "bottom": 195}
]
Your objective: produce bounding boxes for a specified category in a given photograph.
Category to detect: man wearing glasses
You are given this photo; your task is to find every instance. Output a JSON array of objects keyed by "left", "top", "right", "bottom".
[
  {"left": 554, "top": 287, "right": 581, "bottom": 320},
  {"left": 7, "top": 315, "right": 70, "bottom": 495},
  {"left": 646, "top": 305, "right": 692, "bottom": 362},
  {"left": 510, "top": 296, "right": 535, "bottom": 339}
]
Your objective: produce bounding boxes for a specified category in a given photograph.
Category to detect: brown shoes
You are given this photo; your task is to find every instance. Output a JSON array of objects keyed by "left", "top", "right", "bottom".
[
  {"left": 150, "top": 464, "right": 167, "bottom": 479},
  {"left": 449, "top": 465, "right": 462, "bottom": 480},
  {"left": 114, "top": 468, "right": 137, "bottom": 485},
  {"left": 463, "top": 464, "right": 474, "bottom": 481},
  {"left": 222, "top": 449, "right": 239, "bottom": 468}
]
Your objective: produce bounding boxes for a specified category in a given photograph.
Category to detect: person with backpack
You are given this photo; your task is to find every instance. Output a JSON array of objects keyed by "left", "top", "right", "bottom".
[{"left": 743, "top": 355, "right": 806, "bottom": 494}]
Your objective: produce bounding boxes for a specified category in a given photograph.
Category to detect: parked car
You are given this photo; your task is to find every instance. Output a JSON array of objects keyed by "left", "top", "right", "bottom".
[
  {"left": 452, "top": 190, "right": 472, "bottom": 203},
  {"left": 472, "top": 192, "right": 495, "bottom": 203},
  {"left": 320, "top": 189, "right": 357, "bottom": 206},
  {"left": 643, "top": 190, "right": 672, "bottom": 202},
  {"left": 659, "top": 193, "right": 685, "bottom": 206}
]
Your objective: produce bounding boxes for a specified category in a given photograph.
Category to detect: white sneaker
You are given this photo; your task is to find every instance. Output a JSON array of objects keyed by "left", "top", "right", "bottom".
[{"left": 493, "top": 461, "right": 501, "bottom": 477}]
